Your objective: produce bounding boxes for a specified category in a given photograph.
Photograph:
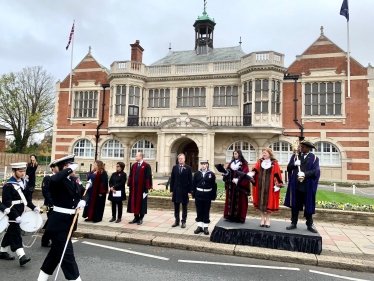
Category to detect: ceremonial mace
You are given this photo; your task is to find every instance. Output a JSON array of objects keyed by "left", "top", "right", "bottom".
[
  {"left": 54, "top": 179, "right": 92, "bottom": 281},
  {"left": 292, "top": 140, "right": 304, "bottom": 182}
]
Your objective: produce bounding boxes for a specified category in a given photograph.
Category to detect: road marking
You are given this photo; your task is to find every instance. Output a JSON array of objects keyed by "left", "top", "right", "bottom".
[
  {"left": 82, "top": 241, "right": 169, "bottom": 260},
  {"left": 178, "top": 260, "right": 300, "bottom": 271},
  {"left": 309, "top": 270, "right": 370, "bottom": 281}
]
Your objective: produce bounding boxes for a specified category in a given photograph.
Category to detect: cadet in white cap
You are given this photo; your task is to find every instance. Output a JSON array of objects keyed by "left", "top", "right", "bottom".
[
  {"left": 192, "top": 160, "right": 217, "bottom": 235},
  {"left": 38, "top": 155, "right": 89, "bottom": 281},
  {"left": 0, "top": 162, "right": 39, "bottom": 266}
]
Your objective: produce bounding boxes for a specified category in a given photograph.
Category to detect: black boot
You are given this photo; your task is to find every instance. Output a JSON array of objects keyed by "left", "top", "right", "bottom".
[
  {"left": 0, "top": 252, "right": 15, "bottom": 260},
  {"left": 194, "top": 227, "right": 203, "bottom": 234},
  {"left": 286, "top": 224, "right": 297, "bottom": 230},
  {"left": 109, "top": 217, "right": 116, "bottom": 222},
  {"left": 203, "top": 227, "right": 209, "bottom": 235},
  {"left": 19, "top": 255, "right": 31, "bottom": 266},
  {"left": 172, "top": 221, "right": 180, "bottom": 227}
]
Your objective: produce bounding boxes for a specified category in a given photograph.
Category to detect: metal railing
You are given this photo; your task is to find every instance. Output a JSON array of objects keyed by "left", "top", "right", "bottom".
[
  {"left": 207, "top": 116, "right": 252, "bottom": 127},
  {"left": 127, "top": 117, "right": 162, "bottom": 127}
]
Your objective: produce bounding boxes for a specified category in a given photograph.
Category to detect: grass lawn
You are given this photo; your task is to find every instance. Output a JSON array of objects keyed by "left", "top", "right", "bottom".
[{"left": 217, "top": 182, "right": 374, "bottom": 205}]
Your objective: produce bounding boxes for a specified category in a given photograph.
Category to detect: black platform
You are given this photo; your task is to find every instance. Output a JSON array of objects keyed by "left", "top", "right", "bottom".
[{"left": 210, "top": 217, "right": 322, "bottom": 255}]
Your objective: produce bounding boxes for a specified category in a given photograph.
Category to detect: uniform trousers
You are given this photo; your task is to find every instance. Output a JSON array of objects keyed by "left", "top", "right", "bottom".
[
  {"left": 291, "top": 189, "right": 313, "bottom": 226},
  {"left": 195, "top": 199, "right": 211, "bottom": 224},
  {"left": 1, "top": 222, "right": 22, "bottom": 252},
  {"left": 174, "top": 202, "right": 188, "bottom": 223},
  {"left": 111, "top": 201, "right": 123, "bottom": 219},
  {"left": 40, "top": 231, "right": 80, "bottom": 280},
  {"left": 41, "top": 211, "right": 52, "bottom": 245}
]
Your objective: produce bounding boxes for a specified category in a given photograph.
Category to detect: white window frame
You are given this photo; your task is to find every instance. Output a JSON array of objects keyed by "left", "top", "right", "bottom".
[
  {"left": 72, "top": 90, "right": 99, "bottom": 119},
  {"left": 269, "top": 141, "right": 293, "bottom": 164},
  {"left": 130, "top": 140, "right": 156, "bottom": 160},
  {"left": 101, "top": 140, "right": 124, "bottom": 159},
  {"left": 73, "top": 139, "right": 95, "bottom": 158},
  {"left": 312, "top": 142, "right": 341, "bottom": 166},
  {"left": 226, "top": 141, "right": 256, "bottom": 163}
]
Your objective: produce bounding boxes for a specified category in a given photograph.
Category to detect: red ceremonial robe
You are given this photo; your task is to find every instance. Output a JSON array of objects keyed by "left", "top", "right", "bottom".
[{"left": 127, "top": 162, "right": 153, "bottom": 215}]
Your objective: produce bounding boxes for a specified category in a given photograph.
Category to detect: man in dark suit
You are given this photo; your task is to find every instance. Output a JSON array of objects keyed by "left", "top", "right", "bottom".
[
  {"left": 38, "top": 155, "right": 90, "bottom": 281},
  {"left": 170, "top": 153, "right": 193, "bottom": 228}
]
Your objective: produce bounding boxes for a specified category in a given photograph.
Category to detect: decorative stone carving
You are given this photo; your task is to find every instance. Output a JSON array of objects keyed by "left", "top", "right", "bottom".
[
  {"left": 159, "top": 117, "right": 209, "bottom": 128},
  {"left": 309, "top": 68, "right": 338, "bottom": 77}
]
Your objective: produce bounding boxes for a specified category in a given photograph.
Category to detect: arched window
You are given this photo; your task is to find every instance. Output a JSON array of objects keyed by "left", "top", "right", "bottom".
[
  {"left": 73, "top": 139, "right": 94, "bottom": 158},
  {"left": 226, "top": 141, "right": 256, "bottom": 163},
  {"left": 131, "top": 140, "right": 155, "bottom": 159},
  {"left": 101, "top": 140, "right": 124, "bottom": 158},
  {"left": 312, "top": 142, "right": 341, "bottom": 166},
  {"left": 269, "top": 142, "right": 293, "bottom": 164}
]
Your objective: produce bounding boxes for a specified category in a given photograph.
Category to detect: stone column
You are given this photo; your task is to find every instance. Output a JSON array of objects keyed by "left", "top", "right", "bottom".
[
  {"left": 202, "top": 133, "right": 208, "bottom": 161},
  {"left": 157, "top": 132, "right": 166, "bottom": 174},
  {"left": 208, "top": 133, "right": 215, "bottom": 168},
  {"left": 124, "top": 84, "right": 129, "bottom": 126}
]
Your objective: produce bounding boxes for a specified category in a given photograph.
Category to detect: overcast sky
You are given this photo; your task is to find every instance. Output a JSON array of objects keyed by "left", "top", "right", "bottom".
[{"left": 1, "top": 0, "right": 373, "bottom": 82}]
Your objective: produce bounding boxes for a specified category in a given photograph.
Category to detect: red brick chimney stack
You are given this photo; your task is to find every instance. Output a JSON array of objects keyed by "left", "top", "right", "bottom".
[{"left": 130, "top": 40, "right": 144, "bottom": 63}]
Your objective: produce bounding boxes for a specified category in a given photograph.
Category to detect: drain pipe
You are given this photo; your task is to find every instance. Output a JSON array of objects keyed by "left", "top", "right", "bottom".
[{"left": 95, "top": 84, "right": 110, "bottom": 161}]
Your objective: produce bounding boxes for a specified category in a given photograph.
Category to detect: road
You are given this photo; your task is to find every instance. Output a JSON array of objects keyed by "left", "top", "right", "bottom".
[{"left": 0, "top": 236, "right": 372, "bottom": 281}]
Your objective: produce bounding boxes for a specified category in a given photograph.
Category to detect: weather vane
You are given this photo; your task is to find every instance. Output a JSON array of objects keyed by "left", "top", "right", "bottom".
[{"left": 204, "top": 0, "right": 207, "bottom": 13}]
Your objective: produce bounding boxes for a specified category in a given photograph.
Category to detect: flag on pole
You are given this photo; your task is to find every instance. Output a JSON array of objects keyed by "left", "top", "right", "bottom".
[
  {"left": 340, "top": 0, "right": 349, "bottom": 21},
  {"left": 66, "top": 22, "right": 75, "bottom": 50}
]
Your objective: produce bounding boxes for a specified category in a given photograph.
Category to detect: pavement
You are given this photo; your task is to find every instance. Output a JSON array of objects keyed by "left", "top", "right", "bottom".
[{"left": 29, "top": 179, "right": 374, "bottom": 275}]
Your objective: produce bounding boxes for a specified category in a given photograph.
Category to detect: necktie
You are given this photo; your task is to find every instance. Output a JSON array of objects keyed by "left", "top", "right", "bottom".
[
  {"left": 138, "top": 163, "right": 141, "bottom": 168},
  {"left": 180, "top": 165, "right": 183, "bottom": 173}
]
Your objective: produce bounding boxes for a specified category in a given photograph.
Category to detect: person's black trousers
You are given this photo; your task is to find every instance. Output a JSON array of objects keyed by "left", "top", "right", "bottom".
[
  {"left": 111, "top": 201, "right": 123, "bottom": 219},
  {"left": 174, "top": 202, "right": 188, "bottom": 223},
  {"left": 291, "top": 189, "right": 313, "bottom": 226},
  {"left": 1, "top": 222, "right": 22, "bottom": 251},
  {"left": 195, "top": 199, "right": 211, "bottom": 224}
]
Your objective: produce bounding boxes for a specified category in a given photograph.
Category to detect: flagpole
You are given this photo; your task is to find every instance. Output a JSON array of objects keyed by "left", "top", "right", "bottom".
[
  {"left": 68, "top": 20, "right": 75, "bottom": 106},
  {"left": 346, "top": 18, "right": 350, "bottom": 98}
]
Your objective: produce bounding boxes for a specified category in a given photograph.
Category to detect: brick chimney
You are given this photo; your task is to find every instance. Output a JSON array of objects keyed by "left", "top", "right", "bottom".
[{"left": 130, "top": 40, "right": 144, "bottom": 63}]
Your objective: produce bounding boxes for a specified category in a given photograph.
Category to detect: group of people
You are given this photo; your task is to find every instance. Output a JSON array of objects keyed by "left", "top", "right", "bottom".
[{"left": 221, "top": 140, "right": 320, "bottom": 233}]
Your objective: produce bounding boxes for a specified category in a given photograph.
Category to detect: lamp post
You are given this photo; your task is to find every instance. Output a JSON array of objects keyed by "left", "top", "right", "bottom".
[{"left": 95, "top": 83, "right": 110, "bottom": 161}]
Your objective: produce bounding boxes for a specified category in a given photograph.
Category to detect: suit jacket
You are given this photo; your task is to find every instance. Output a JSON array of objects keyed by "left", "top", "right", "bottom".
[
  {"left": 108, "top": 171, "right": 127, "bottom": 201},
  {"left": 170, "top": 164, "right": 192, "bottom": 204},
  {"left": 47, "top": 168, "right": 89, "bottom": 233}
]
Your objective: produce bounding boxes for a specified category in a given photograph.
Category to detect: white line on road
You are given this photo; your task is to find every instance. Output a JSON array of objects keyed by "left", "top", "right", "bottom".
[
  {"left": 309, "top": 270, "right": 370, "bottom": 281},
  {"left": 178, "top": 260, "right": 300, "bottom": 271},
  {"left": 82, "top": 241, "right": 169, "bottom": 261}
]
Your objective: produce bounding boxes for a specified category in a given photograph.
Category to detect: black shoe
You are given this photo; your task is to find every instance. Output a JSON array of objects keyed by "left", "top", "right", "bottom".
[
  {"left": 194, "top": 227, "right": 203, "bottom": 234},
  {"left": 286, "top": 224, "right": 297, "bottom": 230},
  {"left": 307, "top": 225, "right": 318, "bottom": 233},
  {"left": 0, "top": 252, "right": 15, "bottom": 260},
  {"left": 129, "top": 218, "right": 138, "bottom": 224},
  {"left": 260, "top": 224, "right": 265, "bottom": 227},
  {"left": 203, "top": 227, "right": 209, "bottom": 235},
  {"left": 41, "top": 242, "right": 51, "bottom": 248},
  {"left": 181, "top": 222, "right": 186, "bottom": 228},
  {"left": 84, "top": 219, "right": 91, "bottom": 222},
  {"left": 19, "top": 255, "right": 31, "bottom": 266},
  {"left": 115, "top": 219, "right": 122, "bottom": 223},
  {"left": 137, "top": 219, "right": 143, "bottom": 225},
  {"left": 109, "top": 218, "right": 116, "bottom": 222},
  {"left": 265, "top": 225, "right": 270, "bottom": 228},
  {"left": 172, "top": 221, "right": 180, "bottom": 227}
]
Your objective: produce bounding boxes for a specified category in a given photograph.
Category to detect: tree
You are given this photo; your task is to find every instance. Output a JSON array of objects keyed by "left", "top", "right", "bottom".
[{"left": 0, "top": 66, "right": 55, "bottom": 152}]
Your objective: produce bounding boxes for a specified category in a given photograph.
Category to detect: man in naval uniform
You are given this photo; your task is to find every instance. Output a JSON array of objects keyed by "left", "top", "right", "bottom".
[
  {"left": 40, "top": 160, "right": 59, "bottom": 247},
  {"left": 38, "top": 155, "right": 89, "bottom": 281},
  {"left": 284, "top": 140, "right": 320, "bottom": 233},
  {"left": 0, "top": 162, "right": 39, "bottom": 266},
  {"left": 192, "top": 160, "right": 217, "bottom": 235}
]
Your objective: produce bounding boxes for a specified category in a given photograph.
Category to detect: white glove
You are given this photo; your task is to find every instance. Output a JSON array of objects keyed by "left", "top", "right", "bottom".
[
  {"left": 85, "top": 179, "right": 92, "bottom": 190},
  {"left": 34, "top": 206, "right": 40, "bottom": 213},
  {"left": 247, "top": 171, "right": 255, "bottom": 177},
  {"left": 4, "top": 208, "right": 10, "bottom": 215},
  {"left": 274, "top": 185, "right": 281, "bottom": 192},
  {"left": 15, "top": 216, "right": 22, "bottom": 224},
  {"left": 297, "top": 171, "right": 305, "bottom": 177},
  {"left": 76, "top": 200, "right": 86, "bottom": 210},
  {"left": 294, "top": 160, "right": 301, "bottom": 166},
  {"left": 233, "top": 178, "right": 238, "bottom": 185},
  {"left": 69, "top": 163, "right": 78, "bottom": 171}
]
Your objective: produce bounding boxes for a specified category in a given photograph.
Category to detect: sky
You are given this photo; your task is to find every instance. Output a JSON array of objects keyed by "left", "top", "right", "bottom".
[{"left": 1, "top": 0, "right": 374, "bottom": 84}]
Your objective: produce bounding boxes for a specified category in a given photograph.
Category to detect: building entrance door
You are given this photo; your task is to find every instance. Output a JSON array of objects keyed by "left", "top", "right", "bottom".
[{"left": 183, "top": 141, "right": 199, "bottom": 172}]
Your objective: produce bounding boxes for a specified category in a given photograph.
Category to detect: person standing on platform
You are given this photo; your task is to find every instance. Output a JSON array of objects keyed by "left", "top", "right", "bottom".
[
  {"left": 285, "top": 140, "right": 320, "bottom": 233},
  {"left": 26, "top": 154, "right": 38, "bottom": 198},
  {"left": 248, "top": 148, "right": 283, "bottom": 228},
  {"left": 38, "top": 155, "right": 89, "bottom": 281},
  {"left": 222, "top": 149, "right": 250, "bottom": 223},
  {"left": 40, "top": 161, "right": 59, "bottom": 247},
  {"left": 127, "top": 152, "right": 153, "bottom": 225},
  {"left": 82, "top": 160, "right": 108, "bottom": 223},
  {"left": 108, "top": 162, "right": 127, "bottom": 223},
  {"left": 192, "top": 160, "right": 217, "bottom": 235},
  {"left": 170, "top": 153, "right": 192, "bottom": 228},
  {"left": 0, "top": 162, "right": 38, "bottom": 266}
]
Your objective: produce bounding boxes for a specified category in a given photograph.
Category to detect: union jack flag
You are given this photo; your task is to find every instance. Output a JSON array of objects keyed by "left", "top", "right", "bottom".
[{"left": 66, "top": 22, "right": 75, "bottom": 50}]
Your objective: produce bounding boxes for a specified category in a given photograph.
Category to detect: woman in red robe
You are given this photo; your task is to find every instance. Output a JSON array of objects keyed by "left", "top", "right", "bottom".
[
  {"left": 223, "top": 149, "right": 250, "bottom": 223},
  {"left": 250, "top": 148, "right": 283, "bottom": 228}
]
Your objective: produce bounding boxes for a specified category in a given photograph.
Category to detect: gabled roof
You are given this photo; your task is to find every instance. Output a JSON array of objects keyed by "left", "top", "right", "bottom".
[
  {"left": 151, "top": 46, "right": 245, "bottom": 65},
  {"left": 0, "top": 124, "right": 12, "bottom": 131}
]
